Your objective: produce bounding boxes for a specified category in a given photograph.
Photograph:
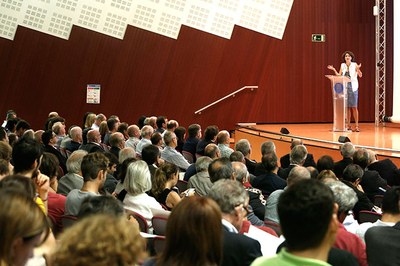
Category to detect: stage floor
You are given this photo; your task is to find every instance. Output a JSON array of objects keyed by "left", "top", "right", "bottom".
[{"left": 235, "top": 122, "right": 400, "bottom": 163}]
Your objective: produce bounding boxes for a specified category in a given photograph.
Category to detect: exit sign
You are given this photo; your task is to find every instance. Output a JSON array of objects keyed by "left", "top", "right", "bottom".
[{"left": 312, "top": 34, "right": 325, "bottom": 42}]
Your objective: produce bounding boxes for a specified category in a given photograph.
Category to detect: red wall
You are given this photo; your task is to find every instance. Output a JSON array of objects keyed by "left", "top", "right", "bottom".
[{"left": 0, "top": 0, "right": 392, "bottom": 131}]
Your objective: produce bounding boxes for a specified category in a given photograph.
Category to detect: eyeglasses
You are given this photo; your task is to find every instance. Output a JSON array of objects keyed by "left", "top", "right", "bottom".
[{"left": 235, "top": 203, "right": 251, "bottom": 215}]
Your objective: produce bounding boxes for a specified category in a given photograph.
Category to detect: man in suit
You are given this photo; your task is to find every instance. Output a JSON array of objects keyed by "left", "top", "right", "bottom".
[
  {"left": 367, "top": 149, "right": 400, "bottom": 186},
  {"left": 353, "top": 148, "right": 389, "bottom": 201},
  {"left": 182, "top": 123, "right": 202, "bottom": 162},
  {"left": 79, "top": 130, "right": 105, "bottom": 154},
  {"left": 278, "top": 144, "right": 309, "bottom": 180},
  {"left": 254, "top": 141, "right": 276, "bottom": 176},
  {"left": 109, "top": 132, "right": 125, "bottom": 160},
  {"left": 66, "top": 126, "right": 83, "bottom": 153},
  {"left": 42, "top": 130, "right": 67, "bottom": 174},
  {"left": 280, "top": 138, "right": 316, "bottom": 169},
  {"left": 334, "top": 142, "right": 355, "bottom": 178},
  {"left": 58, "top": 150, "right": 88, "bottom": 196},
  {"left": 208, "top": 179, "right": 262, "bottom": 266}
]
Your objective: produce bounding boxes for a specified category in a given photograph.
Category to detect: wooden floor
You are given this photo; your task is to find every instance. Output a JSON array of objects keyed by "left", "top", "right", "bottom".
[{"left": 235, "top": 122, "right": 400, "bottom": 166}]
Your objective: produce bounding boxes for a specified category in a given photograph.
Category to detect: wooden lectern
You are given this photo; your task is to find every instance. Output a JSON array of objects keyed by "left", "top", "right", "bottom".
[{"left": 325, "top": 75, "right": 351, "bottom": 132}]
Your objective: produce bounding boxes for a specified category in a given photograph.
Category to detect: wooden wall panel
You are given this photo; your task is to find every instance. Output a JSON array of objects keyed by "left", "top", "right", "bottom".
[{"left": 0, "top": 0, "right": 391, "bottom": 131}]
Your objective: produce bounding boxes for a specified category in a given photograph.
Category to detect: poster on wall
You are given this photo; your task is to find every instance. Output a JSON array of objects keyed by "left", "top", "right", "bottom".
[{"left": 86, "top": 84, "right": 101, "bottom": 104}]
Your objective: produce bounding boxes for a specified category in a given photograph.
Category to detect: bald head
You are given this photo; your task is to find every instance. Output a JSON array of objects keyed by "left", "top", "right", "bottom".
[{"left": 87, "top": 129, "right": 101, "bottom": 143}]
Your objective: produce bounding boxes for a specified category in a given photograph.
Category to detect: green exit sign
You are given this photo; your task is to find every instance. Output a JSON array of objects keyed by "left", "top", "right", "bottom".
[{"left": 312, "top": 34, "right": 325, "bottom": 42}]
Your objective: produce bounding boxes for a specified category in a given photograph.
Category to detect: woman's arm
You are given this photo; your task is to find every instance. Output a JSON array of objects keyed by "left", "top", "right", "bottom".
[
  {"left": 356, "top": 63, "right": 362, "bottom": 78},
  {"left": 166, "top": 191, "right": 181, "bottom": 209},
  {"left": 327, "top": 65, "right": 342, "bottom": 75}
]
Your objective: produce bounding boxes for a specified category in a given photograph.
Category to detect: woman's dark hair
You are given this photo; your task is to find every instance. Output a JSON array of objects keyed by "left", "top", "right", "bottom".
[
  {"left": 158, "top": 197, "right": 222, "bottom": 266},
  {"left": 78, "top": 195, "right": 125, "bottom": 219},
  {"left": 342, "top": 51, "right": 355, "bottom": 62},
  {"left": 39, "top": 152, "right": 60, "bottom": 179},
  {"left": 118, "top": 158, "right": 137, "bottom": 182}
]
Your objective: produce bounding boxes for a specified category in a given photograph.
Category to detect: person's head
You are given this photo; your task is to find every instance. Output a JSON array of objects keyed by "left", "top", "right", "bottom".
[
  {"left": 103, "top": 152, "right": 118, "bottom": 174},
  {"left": 141, "top": 144, "right": 160, "bottom": 165},
  {"left": 107, "top": 117, "right": 119, "bottom": 132},
  {"left": 12, "top": 137, "right": 43, "bottom": 174},
  {"left": 152, "top": 162, "right": 179, "bottom": 196},
  {"left": 15, "top": 120, "right": 31, "bottom": 137},
  {"left": 81, "top": 153, "right": 109, "bottom": 185},
  {"left": 87, "top": 129, "right": 101, "bottom": 144},
  {"left": 39, "top": 152, "right": 60, "bottom": 190},
  {"left": 69, "top": 126, "right": 83, "bottom": 143},
  {"left": 52, "top": 122, "right": 66, "bottom": 136},
  {"left": 229, "top": 151, "right": 245, "bottom": 163},
  {"left": 287, "top": 166, "right": 311, "bottom": 186},
  {"left": 352, "top": 148, "right": 369, "bottom": 169},
  {"left": 317, "top": 155, "right": 335, "bottom": 172},
  {"left": 78, "top": 195, "right": 125, "bottom": 219},
  {"left": 174, "top": 126, "right": 186, "bottom": 143},
  {"left": 290, "top": 138, "right": 303, "bottom": 149},
  {"left": 261, "top": 141, "right": 276, "bottom": 155},
  {"left": 163, "top": 131, "right": 177, "bottom": 147},
  {"left": 342, "top": 50, "right": 355, "bottom": 62},
  {"left": 118, "top": 147, "right": 136, "bottom": 164},
  {"left": 208, "top": 157, "right": 233, "bottom": 183},
  {"left": 289, "top": 144, "right": 308, "bottom": 165},
  {"left": 109, "top": 132, "right": 125, "bottom": 149},
  {"left": 127, "top": 125, "right": 140, "bottom": 138},
  {"left": 232, "top": 161, "right": 248, "bottom": 184},
  {"left": 367, "top": 149, "right": 378, "bottom": 164},
  {"left": 316, "top": 170, "right": 338, "bottom": 183},
  {"left": 195, "top": 156, "right": 212, "bottom": 173},
  {"left": 141, "top": 125, "right": 154, "bottom": 139},
  {"left": 204, "top": 143, "right": 220, "bottom": 159},
  {"left": 156, "top": 116, "right": 167, "bottom": 130},
  {"left": 5, "top": 110, "right": 17, "bottom": 120},
  {"left": 84, "top": 113, "right": 96, "bottom": 129},
  {"left": 123, "top": 160, "right": 152, "bottom": 195},
  {"left": 381, "top": 187, "right": 400, "bottom": 215},
  {"left": 325, "top": 181, "right": 358, "bottom": 223},
  {"left": 235, "top": 139, "right": 251, "bottom": 157},
  {"left": 0, "top": 191, "right": 50, "bottom": 266},
  {"left": 261, "top": 152, "right": 278, "bottom": 172},
  {"left": 166, "top": 120, "right": 178, "bottom": 131},
  {"left": 278, "top": 179, "right": 337, "bottom": 252},
  {"left": 117, "top": 158, "right": 137, "bottom": 182},
  {"left": 0, "top": 175, "right": 37, "bottom": 199},
  {"left": 342, "top": 164, "right": 364, "bottom": 184},
  {"left": 159, "top": 197, "right": 222, "bottom": 266},
  {"left": 0, "top": 159, "right": 11, "bottom": 179},
  {"left": 307, "top": 166, "right": 319, "bottom": 179},
  {"left": 0, "top": 141, "right": 12, "bottom": 162},
  {"left": 95, "top": 113, "right": 106, "bottom": 126},
  {"left": 41, "top": 130, "right": 57, "bottom": 146},
  {"left": 66, "top": 150, "right": 88, "bottom": 174},
  {"left": 208, "top": 179, "right": 248, "bottom": 231},
  {"left": 188, "top": 124, "right": 201, "bottom": 139},
  {"left": 51, "top": 214, "right": 146, "bottom": 266},
  {"left": 137, "top": 116, "right": 146, "bottom": 129},
  {"left": 117, "top": 122, "right": 128, "bottom": 137},
  {"left": 98, "top": 121, "right": 109, "bottom": 137},
  {"left": 340, "top": 142, "right": 355, "bottom": 159},
  {"left": 216, "top": 130, "right": 230, "bottom": 145},
  {"left": 151, "top": 132, "right": 163, "bottom": 146},
  {"left": 149, "top": 116, "right": 158, "bottom": 129},
  {"left": 203, "top": 125, "right": 219, "bottom": 142},
  {"left": 0, "top": 127, "right": 7, "bottom": 142}
]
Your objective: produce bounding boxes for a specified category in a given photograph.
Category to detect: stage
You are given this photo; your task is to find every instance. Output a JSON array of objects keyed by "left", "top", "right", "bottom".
[{"left": 235, "top": 123, "right": 400, "bottom": 166}]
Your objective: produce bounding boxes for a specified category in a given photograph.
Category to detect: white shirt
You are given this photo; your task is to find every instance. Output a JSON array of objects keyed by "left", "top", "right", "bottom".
[{"left": 355, "top": 219, "right": 395, "bottom": 243}]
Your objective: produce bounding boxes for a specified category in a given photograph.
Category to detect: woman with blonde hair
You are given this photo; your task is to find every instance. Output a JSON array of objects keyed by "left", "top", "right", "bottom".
[
  {"left": 51, "top": 214, "right": 146, "bottom": 266},
  {"left": 0, "top": 190, "right": 50, "bottom": 266}
]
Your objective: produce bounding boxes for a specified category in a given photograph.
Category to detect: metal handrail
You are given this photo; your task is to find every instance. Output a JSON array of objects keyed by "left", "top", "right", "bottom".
[{"left": 194, "top": 86, "right": 257, "bottom": 114}]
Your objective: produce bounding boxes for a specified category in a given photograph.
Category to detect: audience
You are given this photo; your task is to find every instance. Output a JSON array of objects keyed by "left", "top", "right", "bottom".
[
  {"left": 280, "top": 138, "right": 316, "bottom": 168},
  {"left": 4, "top": 112, "right": 400, "bottom": 266}
]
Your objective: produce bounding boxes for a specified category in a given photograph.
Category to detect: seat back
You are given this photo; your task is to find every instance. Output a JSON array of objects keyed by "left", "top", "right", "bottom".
[
  {"left": 125, "top": 209, "right": 149, "bottom": 233},
  {"left": 359, "top": 210, "right": 382, "bottom": 223},
  {"left": 182, "top": 151, "right": 194, "bottom": 163},
  {"left": 373, "top": 195, "right": 384, "bottom": 208},
  {"left": 264, "top": 220, "right": 282, "bottom": 236},
  {"left": 152, "top": 215, "right": 169, "bottom": 236},
  {"left": 153, "top": 236, "right": 166, "bottom": 254}
]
